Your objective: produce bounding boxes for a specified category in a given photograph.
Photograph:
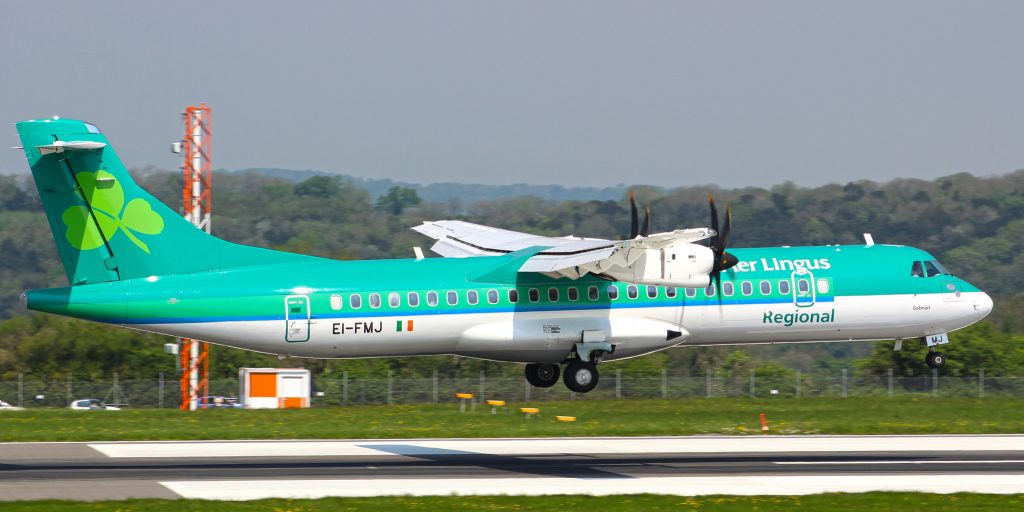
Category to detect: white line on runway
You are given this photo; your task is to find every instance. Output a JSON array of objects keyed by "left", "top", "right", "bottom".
[
  {"left": 774, "top": 460, "right": 1024, "bottom": 465},
  {"left": 88, "top": 435, "right": 1024, "bottom": 459},
  {"left": 160, "top": 474, "right": 1024, "bottom": 500}
]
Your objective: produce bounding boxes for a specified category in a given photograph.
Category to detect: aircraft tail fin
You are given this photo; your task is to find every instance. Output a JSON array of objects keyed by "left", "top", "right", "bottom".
[{"left": 16, "top": 118, "right": 309, "bottom": 285}]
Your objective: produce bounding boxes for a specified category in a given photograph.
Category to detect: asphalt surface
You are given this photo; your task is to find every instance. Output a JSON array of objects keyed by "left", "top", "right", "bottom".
[{"left": 2, "top": 437, "right": 1023, "bottom": 501}]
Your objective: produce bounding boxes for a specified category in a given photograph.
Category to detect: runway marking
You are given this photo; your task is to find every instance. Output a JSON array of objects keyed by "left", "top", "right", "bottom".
[
  {"left": 774, "top": 460, "right": 1024, "bottom": 465},
  {"left": 160, "top": 474, "right": 1024, "bottom": 500},
  {"left": 88, "top": 435, "right": 1024, "bottom": 459}
]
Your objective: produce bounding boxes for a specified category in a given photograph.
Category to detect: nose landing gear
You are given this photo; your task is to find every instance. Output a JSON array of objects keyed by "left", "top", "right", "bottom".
[{"left": 926, "top": 351, "right": 946, "bottom": 369}]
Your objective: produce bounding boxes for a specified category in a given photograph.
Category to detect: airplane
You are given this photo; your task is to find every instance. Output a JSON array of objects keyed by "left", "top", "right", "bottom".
[{"left": 14, "top": 118, "right": 993, "bottom": 393}]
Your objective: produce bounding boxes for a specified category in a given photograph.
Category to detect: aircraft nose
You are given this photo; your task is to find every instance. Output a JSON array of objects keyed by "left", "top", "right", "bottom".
[{"left": 974, "top": 292, "right": 994, "bottom": 319}]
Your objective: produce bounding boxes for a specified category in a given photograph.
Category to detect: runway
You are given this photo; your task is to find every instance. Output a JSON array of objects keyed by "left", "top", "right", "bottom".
[{"left": 2, "top": 435, "right": 1024, "bottom": 501}]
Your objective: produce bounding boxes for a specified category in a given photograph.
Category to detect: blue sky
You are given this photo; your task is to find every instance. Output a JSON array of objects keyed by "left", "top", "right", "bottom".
[{"left": 2, "top": 1, "right": 1022, "bottom": 188}]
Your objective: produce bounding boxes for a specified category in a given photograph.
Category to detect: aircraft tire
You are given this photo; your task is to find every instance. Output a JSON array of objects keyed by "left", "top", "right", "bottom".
[
  {"left": 525, "top": 363, "right": 560, "bottom": 388},
  {"left": 926, "top": 351, "right": 946, "bottom": 369},
  {"left": 563, "top": 361, "right": 599, "bottom": 393}
]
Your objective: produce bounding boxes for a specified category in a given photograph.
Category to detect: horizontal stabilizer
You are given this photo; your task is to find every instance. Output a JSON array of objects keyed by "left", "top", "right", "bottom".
[{"left": 36, "top": 141, "right": 107, "bottom": 155}]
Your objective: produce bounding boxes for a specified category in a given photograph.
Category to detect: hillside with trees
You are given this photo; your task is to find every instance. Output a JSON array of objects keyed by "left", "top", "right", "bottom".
[{"left": 0, "top": 168, "right": 1022, "bottom": 382}]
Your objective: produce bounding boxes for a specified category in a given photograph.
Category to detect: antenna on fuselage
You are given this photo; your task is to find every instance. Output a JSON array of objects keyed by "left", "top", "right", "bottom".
[{"left": 863, "top": 233, "right": 875, "bottom": 247}]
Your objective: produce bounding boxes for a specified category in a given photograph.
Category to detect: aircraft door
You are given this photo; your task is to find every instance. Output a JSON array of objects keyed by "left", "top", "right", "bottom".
[
  {"left": 285, "top": 295, "right": 310, "bottom": 342},
  {"left": 791, "top": 268, "right": 815, "bottom": 308}
]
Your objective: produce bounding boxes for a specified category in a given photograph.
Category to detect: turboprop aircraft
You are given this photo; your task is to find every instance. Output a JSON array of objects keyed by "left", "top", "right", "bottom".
[{"left": 14, "top": 118, "right": 993, "bottom": 393}]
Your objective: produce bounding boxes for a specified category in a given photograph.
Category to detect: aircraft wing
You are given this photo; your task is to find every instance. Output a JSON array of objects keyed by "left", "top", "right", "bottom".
[{"left": 411, "top": 220, "right": 715, "bottom": 279}]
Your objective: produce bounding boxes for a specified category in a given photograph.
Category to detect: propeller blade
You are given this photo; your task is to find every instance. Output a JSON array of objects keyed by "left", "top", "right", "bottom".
[
  {"left": 629, "top": 192, "right": 639, "bottom": 239},
  {"left": 641, "top": 207, "right": 651, "bottom": 237},
  {"left": 707, "top": 192, "right": 719, "bottom": 239},
  {"left": 713, "top": 270, "right": 723, "bottom": 305},
  {"left": 720, "top": 206, "right": 732, "bottom": 254}
]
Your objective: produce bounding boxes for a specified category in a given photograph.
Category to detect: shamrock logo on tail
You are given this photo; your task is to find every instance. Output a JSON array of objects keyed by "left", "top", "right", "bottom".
[{"left": 61, "top": 171, "right": 164, "bottom": 254}]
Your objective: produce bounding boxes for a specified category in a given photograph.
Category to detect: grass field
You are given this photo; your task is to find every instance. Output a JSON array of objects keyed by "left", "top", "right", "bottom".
[
  {"left": 4, "top": 494, "right": 1024, "bottom": 511},
  {"left": 1, "top": 397, "right": 1022, "bottom": 442}
]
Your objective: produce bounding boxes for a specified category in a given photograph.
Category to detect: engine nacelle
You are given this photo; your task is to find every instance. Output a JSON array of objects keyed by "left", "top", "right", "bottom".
[{"left": 604, "top": 242, "right": 714, "bottom": 288}]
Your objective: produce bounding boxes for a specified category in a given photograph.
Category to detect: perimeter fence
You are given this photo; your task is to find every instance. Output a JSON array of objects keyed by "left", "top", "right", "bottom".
[{"left": 0, "top": 368, "right": 1021, "bottom": 409}]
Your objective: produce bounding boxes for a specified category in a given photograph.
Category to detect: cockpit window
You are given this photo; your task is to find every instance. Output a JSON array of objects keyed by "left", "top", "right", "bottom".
[
  {"left": 912, "top": 260, "right": 950, "bottom": 278},
  {"left": 911, "top": 261, "right": 924, "bottom": 278}
]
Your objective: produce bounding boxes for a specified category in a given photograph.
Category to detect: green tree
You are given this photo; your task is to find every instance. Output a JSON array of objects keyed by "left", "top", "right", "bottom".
[
  {"left": 293, "top": 175, "right": 341, "bottom": 198},
  {"left": 375, "top": 186, "right": 421, "bottom": 215},
  {"left": 856, "top": 321, "right": 1024, "bottom": 378}
]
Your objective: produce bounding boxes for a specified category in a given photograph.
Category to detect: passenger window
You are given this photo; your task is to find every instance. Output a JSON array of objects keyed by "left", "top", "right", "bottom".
[
  {"left": 760, "top": 281, "right": 771, "bottom": 295},
  {"left": 723, "top": 282, "right": 734, "bottom": 296},
  {"left": 797, "top": 279, "right": 810, "bottom": 294},
  {"left": 666, "top": 287, "right": 677, "bottom": 298},
  {"left": 408, "top": 292, "right": 420, "bottom": 307},
  {"left": 467, "top": 290, "right": 478, "bottom": 305},
  {"left": 647, "top": 285, "right": 658, "bottom": 299},
  {"left": 911, "top": 261, "right": 924, "bottom": 278},
  {"left": 508, "top": 289, "right": 519, "bottom": 303},
  {"left": 487, "top": 289, "right": 499, "bottom": 304},
  {"left": 704, "top": 284, "right": 716, "bottom": 297},
  {"left": 778, "top": 280, "right": 790, "bottom": 295},
  {"left": 350, "top": 294, "right": 362, "bottom": 309},
  {"left": 817, "top": 279, "right": 830, "bottom": 294},
  {"left": 548, "top": 288, "right": 559, "bottom": 302},
  {"left": 588, "top": 286, "right": 599, "bottom": 301},
  {"left": 741, "top": 281, "right": 753, "bottom": 296},
  {"left": 330, "top": 294, "right": 342, "bottom": 310},
  {"left": 568, "top": 287, "right": 579, "bottom": 301},
  {"left": 427, "top": 291, "right": 438, "bottom": 307},
  {"left": 607, "top": 285, "right": 619, "bottom": 300},
  {"left": 685, "top": 287, "right": 697, "bottom": 298},
  {"left": 529, "top": 288, "right": 540, "bottom": 302},
  {"left": 627, "top": 285, "right": 639, "bottom": 299},
  {"left": 923, "top": 261, "right": 941, "bottom": 278},
  {"left": 388, "top": 292, "right": 400, "bottom": 308},
  {"left": 369, "top": 293, "right": 381, "bottom": 308},
  {"left": 446, "top": 291, "right": 458, "bottom": 306}
]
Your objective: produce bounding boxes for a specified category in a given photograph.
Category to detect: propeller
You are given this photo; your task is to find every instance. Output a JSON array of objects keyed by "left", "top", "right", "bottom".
[
  {"left": 708, "top": 193, "right": 739, "bottom": 297},
  {"left": 628, "top": 191, "right": 653, "bottom": 238}
]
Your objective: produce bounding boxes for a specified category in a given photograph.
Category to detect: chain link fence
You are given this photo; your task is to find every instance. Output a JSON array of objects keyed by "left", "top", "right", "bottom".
[{"left": 1, "top": 368, "right": 1020, "bottom": 409}]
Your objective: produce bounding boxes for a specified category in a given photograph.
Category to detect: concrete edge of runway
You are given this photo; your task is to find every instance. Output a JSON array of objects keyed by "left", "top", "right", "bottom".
[
  {"left": 5, "top": 432, "right": 1024, "bottom": 446},
  {"left": 4, "top": 435, "right": 1024, "bottom": 501}
]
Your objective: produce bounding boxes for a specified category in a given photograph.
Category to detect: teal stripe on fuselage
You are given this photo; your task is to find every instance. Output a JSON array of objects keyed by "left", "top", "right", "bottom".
[{"left": 25, "top": 243, "right": 971, "bottom": 325}]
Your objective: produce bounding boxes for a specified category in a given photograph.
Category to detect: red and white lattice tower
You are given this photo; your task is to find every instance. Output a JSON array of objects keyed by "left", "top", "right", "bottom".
[{"left": 180, "top": 103, "right": 211, "bottom": 410}]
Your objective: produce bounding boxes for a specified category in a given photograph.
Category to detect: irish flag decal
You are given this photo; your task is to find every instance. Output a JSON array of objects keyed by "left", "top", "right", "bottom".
[{"left": 396, "top": 320, "right": 414, "bottom": 332}]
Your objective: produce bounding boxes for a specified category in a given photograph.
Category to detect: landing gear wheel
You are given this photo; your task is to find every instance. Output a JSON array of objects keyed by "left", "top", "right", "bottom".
[
  {"left": 525, "top": 363, "right": 560, "bottom": 388},
  {"left": 563, "top": 360, "right": 599, "bottom": 393},
  {"left": 926, "top": 351, "right": 946, "bottom": 369}
]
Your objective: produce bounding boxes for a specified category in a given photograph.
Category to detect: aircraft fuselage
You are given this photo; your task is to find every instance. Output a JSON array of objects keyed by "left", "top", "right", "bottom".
[{"left": 24, "top": 244, "right": 993, "bottom": 363}]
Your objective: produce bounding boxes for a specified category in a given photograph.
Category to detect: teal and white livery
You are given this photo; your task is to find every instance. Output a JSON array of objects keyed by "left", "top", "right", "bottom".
[{"left": 16, "top": 118, "right": 993, "bottom": 393}]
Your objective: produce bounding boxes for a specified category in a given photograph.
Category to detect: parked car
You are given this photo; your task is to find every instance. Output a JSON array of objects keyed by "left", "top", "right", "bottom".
[
  {"left": 0, "top": 400, "right": 24, "bottom": 411},
  {"left": 196, "top": 395, "right": 243, "bottom": 409},
  {"left": 69, "top": 398, "right": 120, "bottom": 410}
]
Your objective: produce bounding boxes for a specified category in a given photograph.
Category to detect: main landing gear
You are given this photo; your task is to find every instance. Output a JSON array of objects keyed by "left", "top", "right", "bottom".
[
  {"left": 524, "top": 363, "right": 560, "bottom": 388},
  {"left": 524, "top": 361, "right": 601, "bottom": 393},
  {"left": 926, "top": 351, "right": 946, "bottom": 369},
  {"left": 563, "top": 360, "right": 599, "bottom": 393}
]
